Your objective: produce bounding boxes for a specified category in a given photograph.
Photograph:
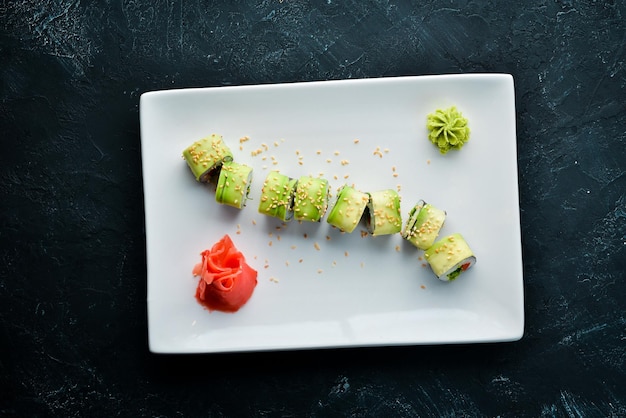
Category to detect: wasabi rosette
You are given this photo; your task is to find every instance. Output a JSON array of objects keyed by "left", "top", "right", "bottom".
[
  {"left": 293, "top": 176, "right": 330, "bottom": 222},
  {"left": 401, "top": 200, "right": 446, "bottom": 250},
  {"left": 364, "top": 189, "right": 402, "bottom": 236},
  {"left": 326, "top": 185, "right": 369, "bottom": 233},
  {"left": 182, "top": 134, "right": 234, "bottom": 182},
  {"left": 426, "top": 106, "right": 470, "bottom": 154},
  {"left": 215, "top": 161, "right": 253, "bottom": 209},
  {"left": 424, "top": 233, "right": 476, "bottom": 281},
  {"left": 258, "top": 171, "right": 298, "bottom": 221}
]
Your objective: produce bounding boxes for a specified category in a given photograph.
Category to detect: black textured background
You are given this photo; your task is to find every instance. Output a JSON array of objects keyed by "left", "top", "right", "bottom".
[{"left": 2, "top": 1, "right": 625, "bottom": 416}]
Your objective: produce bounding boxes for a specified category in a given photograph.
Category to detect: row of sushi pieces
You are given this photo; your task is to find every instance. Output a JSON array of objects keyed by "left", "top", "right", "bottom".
[{"left": 182, "top": 134, "right": 475, "bottom": 282}]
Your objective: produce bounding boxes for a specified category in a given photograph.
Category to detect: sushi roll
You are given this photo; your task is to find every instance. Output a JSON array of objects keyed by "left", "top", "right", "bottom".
[
  {"left": 401, "top": 200, "right": 446, "bottom": 250},
  {"left": 326, "top": 185, "right": 369, "bottom": 233},
  {"left": 364, "top": 189, "right": 402, "bottom": 236},
  {"left": 215, "top": 161, "right": 253, "bottom": 209},
  {"left": 292, "top": 176, "right": 330, "bottom": 222},
  {"left": 258, "top": 171, "right": 298, "bottom": 221},
  {"left": 182, "top": 134, "right": 234, "bottom": 182},
  {"left": 424, "top": 233, "right": 476, "bottom": 281}
]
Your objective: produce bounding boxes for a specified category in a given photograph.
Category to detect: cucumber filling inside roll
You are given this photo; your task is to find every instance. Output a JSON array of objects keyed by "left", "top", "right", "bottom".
[
  {"left": 364, "top": 189, "right": 402, "bottom": 236},
  {"left": 326, "top": 185, "right": 369, "bottom": 233},
  {"left": 293, "top": 176, "right": 330, "bottom": 222},
  {"left": 215, "top": 162, "right": 253, "bottom": 209},
  {"left": 258, "top": 171, "right": 298, "bottom": 221},
  {"left": 424, "top": 233, "right": 476, "bottom": 281},
  {"left": 182, "top": 134, "right": 234, "bottom": 183}
]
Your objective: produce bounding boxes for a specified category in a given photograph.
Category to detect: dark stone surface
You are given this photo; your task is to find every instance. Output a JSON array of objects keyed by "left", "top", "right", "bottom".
[{"left": 1, "top": 1, "right": 625, "bottom": 416}]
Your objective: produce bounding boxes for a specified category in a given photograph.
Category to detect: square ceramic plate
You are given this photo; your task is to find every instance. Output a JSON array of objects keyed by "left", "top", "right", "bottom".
[{"left": 140, "top": 74, "right": 524, "bottom": 353}]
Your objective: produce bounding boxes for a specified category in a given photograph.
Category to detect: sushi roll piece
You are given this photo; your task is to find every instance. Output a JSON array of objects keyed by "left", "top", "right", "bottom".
[
  {"left": 326, "top": 185, "right": 369, "bottom": 233},
  {"left": 401, "top": 200, "right": 446, "bottom": 250},
  {"left": 293, "top": 176, "right": 330, "bottom": 222},
  {"left": 182, "top": 134, "right": 234, "bottom": 182},
  {"left": 215, "top": 161, "right": 253, "bottom": 209},
  {"left": 364, "top": 189, "right": 402, "bottom": 236},
  {"left": 424, "top": 233, "right": 476, "bottom": 281},
  {"left": 258, "top": 171, "right": 298, "bottom": 221}
]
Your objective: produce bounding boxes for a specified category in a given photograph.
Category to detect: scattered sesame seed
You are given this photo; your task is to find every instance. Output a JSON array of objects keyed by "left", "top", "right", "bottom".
[
  {"left": 395, "top": 245, "right": 401, "bottom": 252},
  {"left": 291, "top": 245, "right": 297, "bottom": 250},
  {"left": 344, "top": 251, "right": 349, "bottom": 257},
  {"left": 299, "top": 259, "right": 303, "bottom": 263},
  {"left": 421, "top": 284, "right": 426, "bottom": 289},
  {"left": 353, "top": 139, "right": 359, "bottom": 144},
  {"left": 314, "top": 242, "right": 320, "bottom": 251},
  {"left": 317, "top": 269, "right": 323, "bottom": 274}
]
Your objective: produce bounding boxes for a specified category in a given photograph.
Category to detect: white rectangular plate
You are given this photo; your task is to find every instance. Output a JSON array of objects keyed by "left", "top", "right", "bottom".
[{"left": 140, "top": 74, "right": 524, "bottom": 353}]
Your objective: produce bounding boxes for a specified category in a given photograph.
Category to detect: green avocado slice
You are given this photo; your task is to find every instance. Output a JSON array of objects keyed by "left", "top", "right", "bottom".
[
  {"left": 364, "top": 189, "right": 402, "bottom": 236},
  {"left": 258, "top": 171, "right": 298, "bottom": 221},
  {"left": 326, "top": 185, "right": 369, "bottom": 233},
  {"left": 401, "top": 201, "right": 446, "bottom": 250},
  {"left": 182, "top": 134, "right": 233, "bottom": 182},
  {"left": 215, "top": 161, "right": 253, "bottom": 209},
  {"left": 293, "top": 176, "right": 329, "bottom": 222},
  {"left": 424, "top": 233, "right": 476, "bottom": 281}
]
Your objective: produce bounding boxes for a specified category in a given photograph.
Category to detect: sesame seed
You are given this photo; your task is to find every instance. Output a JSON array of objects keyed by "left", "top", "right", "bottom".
[
  {"left": 353, "top": 139, "right": 359, "bottom": 144},
  {"left": 314, "top": 242, "right": 320, "bottom": 250}
]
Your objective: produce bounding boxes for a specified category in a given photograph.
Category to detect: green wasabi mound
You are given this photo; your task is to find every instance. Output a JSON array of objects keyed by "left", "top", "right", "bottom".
[{"left": 426, "top": 106, "right": 470, "bottom": 154}]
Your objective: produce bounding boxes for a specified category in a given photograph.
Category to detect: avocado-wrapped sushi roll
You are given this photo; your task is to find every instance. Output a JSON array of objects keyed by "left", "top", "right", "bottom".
[
  {"left": 424, "top": 233, "right": 476, "bottom": 281},
  {"left": 364, "top": 189, "right": 402, "bottom": 236},
  {"left": 293, "top": 176, "right": 330, "bottom": 222},
  {"left": 326, "top": 185, "right": 369, "bottom": 233},
  {"left": 401, "top": 200, "right": 446, "bottom": 250},
  {"left": 182, "top": 134, "right": 234, "bottom": 182},
  {"left": 215, "top": 161, "right": 253, "bottom": 209},
  {"left": 258, "top": 171, "right": 298, "bottom": 221}
]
